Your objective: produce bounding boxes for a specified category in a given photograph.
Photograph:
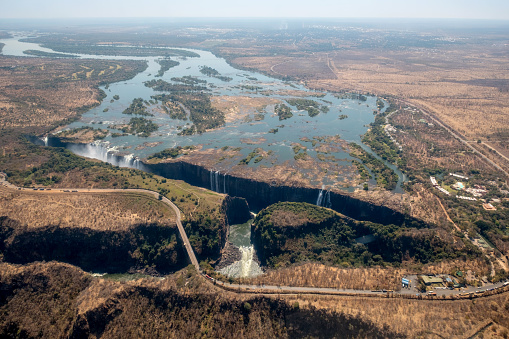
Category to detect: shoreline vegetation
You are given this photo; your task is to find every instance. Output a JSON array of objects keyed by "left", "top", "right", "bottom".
[
  {"left": 22, "top": 49, "right": 78, "bottom": 58},
  {"left": 349, "top": 143, "right": 398, "bottom": 190},
  {"left": 156, "top": 58, "right": 180, "bottom": 77},
  {"left": 20, "top": 39, "right": 200, "bottom": 58},
  {"left": 1, "top": 23, "right": 509, "bottom": 337},
  {"left": 199, "top": 65, "right": 233, "bottom": 82},
  {"left": 122, "top": 97, "right": 153, "bottom": 116}
]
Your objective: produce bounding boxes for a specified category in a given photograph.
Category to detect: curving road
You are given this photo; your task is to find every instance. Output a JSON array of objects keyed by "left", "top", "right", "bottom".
[
  {"left": 0, "top": 172, "right": 201, "bottom": 273},
  {"left": 3, "top": 172, "right": 509, "bottom": 300},
  {"left": 205, "top": 274, "right": 509, "bottom": 300}
]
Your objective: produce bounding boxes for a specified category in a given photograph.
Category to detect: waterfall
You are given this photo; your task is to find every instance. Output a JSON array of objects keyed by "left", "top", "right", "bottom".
[
  {"left": 210, "top": 170, "right": 214, "bottom": 191},
  {"left": 316, "top": 186, "right": 332, "bottom": 208},
  {"left": 42, "top": 136, "right": 48, "bottom": 146},
  {"left": 65, "top": 141, "right": 146, "bottom": 171},
  {"left": 209, "top": 170, "right": 222, "bottom": 193},
  {"left": 316, "top": 185, "right": 325, "bottom": 206},
  {"left": 239, "top": 246, "right": 261, "bottom": 277},
  {"left": 218, "top": 245, "right": 263, "bottom": 278},
  {"left": 325, "top": 190, "right": 331, "bottom": 208},
  {"left": 223, "top": 173, "right": 226, "bottom": 194},
  {"left": 215, "top": 171, "right": 220, "bottom": 193}
]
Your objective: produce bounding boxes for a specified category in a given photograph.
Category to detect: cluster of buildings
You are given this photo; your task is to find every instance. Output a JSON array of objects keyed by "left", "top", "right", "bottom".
[
  {"left": 429, "top": 173, "right": 501, "bottom": 210},
  {"left": 419, "top": 274, "right": 464, "bottom": 290},
  {"left": 449, "top": 173, "right": 469, "bottom": 180},
  {"left": 465, "top": 185, "right": 488, "bottom": 198},
  {"left": 457, "top": 195, "right": 477, "bottom": 201},
  {"left": 430, "top": 176, "right": 451, "bottom": 195},
  {"left": 383, "top": 124, "right": 403, "bottom": 151}
]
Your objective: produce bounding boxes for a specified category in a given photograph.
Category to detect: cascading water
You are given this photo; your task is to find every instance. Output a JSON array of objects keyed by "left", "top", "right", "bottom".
[
  {"left": 316, "top": 185, "right": 325, "bottom": 206},
  {"left": 217, "top": 217, "right": 262, "bottom": 278},
  {"left": 42, "top": 136, "right": 48, "bottom": 147},
  {"left": 215, "top": 171, "right": 219, "bottom": 193},
  {"left": 316, "top": 186, "right": 332, "bottom": 208},
  {"left": 223, "top": 173, "right": 226, "bottom": 194},
  {"left": 324, "top": 190, "right": 331, "bottom": 208},
  {"left": 219, "top": 246, "right": 263, "bottom": 278},
  {"left": 65, "top": 141, "right": 147, "bottom": 171},
  {"left": 209, "top": 170, "right": 223, "bottom": 193}
]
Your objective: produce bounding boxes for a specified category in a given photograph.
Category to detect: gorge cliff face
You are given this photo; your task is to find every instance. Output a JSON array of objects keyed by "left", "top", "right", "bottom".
[
  {"left": 43, "top": 137, "right": 421, "bottom": 228},
  {"left": 221, "top": 196, "right": 251, "bottom": 225},
  {"left": 0, "top": 216, "right": 187, "bottom": 274},
  {"left": 147, "top": 159, "right": 421, "bottom": 227}
]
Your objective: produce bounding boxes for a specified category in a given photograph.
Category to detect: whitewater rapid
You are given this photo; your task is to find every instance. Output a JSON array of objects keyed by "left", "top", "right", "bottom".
[{"left": 218, "top": 245, "right": 263, "bottom": 278}]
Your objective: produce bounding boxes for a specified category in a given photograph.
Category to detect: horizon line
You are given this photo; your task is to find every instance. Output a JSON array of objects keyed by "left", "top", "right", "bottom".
[{"left": 1, "top": 16, "right": 509, "bottom": 21}]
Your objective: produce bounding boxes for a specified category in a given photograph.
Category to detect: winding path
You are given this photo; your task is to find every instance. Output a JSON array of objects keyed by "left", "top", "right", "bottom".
[
  {"left": 3, "top": 172, "right": 509, "bottom": 300},
  {"left": 0, "top": 172, "right": 201, "bottom": 273}
]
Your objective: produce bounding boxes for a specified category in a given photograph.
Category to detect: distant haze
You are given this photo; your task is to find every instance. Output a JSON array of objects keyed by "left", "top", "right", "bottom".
[{"left": 2, "top": 0, "right": 509, "bottom": 20}]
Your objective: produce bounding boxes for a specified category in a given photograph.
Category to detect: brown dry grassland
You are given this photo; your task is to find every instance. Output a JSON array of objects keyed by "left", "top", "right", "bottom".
[
  {"left": 0, "top": 57, "right": 145, "bottom": 134},
  {"left": 0, "top": 186, "right": 175, "bottom": 230},
  {"left": 0, "top": 55, "right": 225, "bottom": 226},
  {"left": 281, "top": 292, "right": 509, "bottom": 338},
  {"left": 226, "top": 44, "right": 509, "bottom": 176},
  {"left": 241, "top": 258, "right": 490, "bottom": 291},
  {"left": 5, "top": 260, "right": 509, "bottom": 338},
  {"left": 234, "top": 47, "right": 509, "bottom": 140},
  {"left": 210, "top": 95, "right": 279, "bottom": 123}
]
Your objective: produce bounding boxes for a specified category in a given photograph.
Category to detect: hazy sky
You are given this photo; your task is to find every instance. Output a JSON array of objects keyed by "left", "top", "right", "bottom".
[{"left": 2, "top": 0, "right": 509, "bottom": 20}]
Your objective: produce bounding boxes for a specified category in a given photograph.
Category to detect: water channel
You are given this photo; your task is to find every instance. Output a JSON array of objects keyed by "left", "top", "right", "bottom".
[
  {"left": 1, "top": 33, "right": 405, "bottom": 190},
  {"left": 218, "top": 218, "right": 264, "bottom": 278},
  {"left": 1, "top": 32, "right": 407, "bottom": 277}
]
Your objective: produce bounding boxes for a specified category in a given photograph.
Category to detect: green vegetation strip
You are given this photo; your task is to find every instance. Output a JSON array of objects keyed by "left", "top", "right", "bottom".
[
  {"left": 361, "top": 102, "right": 405, "bottom": 167},
  {"left": 23, "top": 50, "right": 78, "bottom": 58},
  {"left": 147, "top": 146, "right": 196, "bottom": 161},
  {"left": 36, "top": 43, "right": 200, "bottom": 57},
  {"left": 349, "top": 143, "right": 398, "bottom": 190},
  {"left": 252, "top": 202, "right": 480, "bottom": 269},
  {"left": 123, "top": 98, "right": 153, "bottom": 116},
  {"left": 153, "top": 93, "right": 225, "bottom": 134},
  {"left": 199, "top": 66, "right": 233, "bottom": 82},
  {"left": 145, "top": 79, "right": 208, "bottom": 92},
  {"left": 121, "top": 117, "right": 158, "bottom": 137},
  {"left": 286, "top": 98, "right": 329, "bottom": 117},
  {"left": 156, "top": 58, "right": 180, "bottom": 77},
  {"left": 275, "top": 103, "right": 293, "bottom": 120}
]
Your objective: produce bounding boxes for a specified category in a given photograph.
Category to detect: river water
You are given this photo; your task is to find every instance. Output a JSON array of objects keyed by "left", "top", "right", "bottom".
[
  {"left": 0, "top": 32, "right": 405, "bottom": 192},
  {"left": 1, "top": 32, "right": 407, "bottom": 277},
  {"left": 218, "top": 218, "right": 264, "bottom": 278}
]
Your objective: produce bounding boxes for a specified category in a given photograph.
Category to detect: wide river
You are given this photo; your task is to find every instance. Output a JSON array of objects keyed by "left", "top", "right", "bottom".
[
  {"left": 1, "top": 32, "right": 410, "bottom": 277},
  {"left": 1, "top": 33, "right": 405, "bottom": 194}
]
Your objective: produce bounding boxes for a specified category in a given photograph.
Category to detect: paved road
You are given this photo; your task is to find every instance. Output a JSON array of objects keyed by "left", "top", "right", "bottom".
[
  {"left": 398, "top": 99, "right": 509, "bottom": 179},
  {"left": 207, "top": 276, "right": 509, "bottom": 299},
  {"left": 4, "top": 172, "right": 509, "bottom": 300},
  {"left": 0, "top": 173, "right": 201, "bottom": 273}
]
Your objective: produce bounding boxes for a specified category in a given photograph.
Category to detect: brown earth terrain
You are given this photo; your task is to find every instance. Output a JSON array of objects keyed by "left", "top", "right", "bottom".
[
  {"left": 0, "top": 24, "right": 508, "bottom": 337},
  {"left": 2, "top": 260, "right": 509, "bottom": 338},
  {"left": 282, "top": 291, "right": 509, "bottom": 339},
  {"left": 230, "top": 47, "right": 509, "bottom": 140},
  {"left": 0, "top": 261, "right": 405, "bottom": 338},
  {"left": 240, "top": 258, "right": 490, "bottom": 291},
  {"left": 210, "top": 95, "right": 280, "bottom": 123},
  {"left": 0, "top": 57, "right": 146, "bottom": 135},
  {"left": 0, "top": 186, "right": 175, "bottom": 231},
  {"left": 219, "top": 37, "right": 509, "bottom": 179}
]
